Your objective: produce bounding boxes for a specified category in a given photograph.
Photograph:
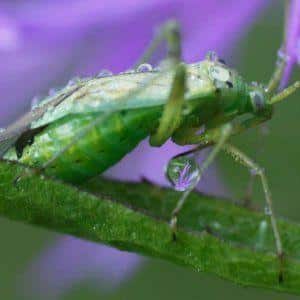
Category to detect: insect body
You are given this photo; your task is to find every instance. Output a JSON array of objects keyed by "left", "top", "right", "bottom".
[{"left": 3, "top": 59, "right": 259, "bottom": 183}]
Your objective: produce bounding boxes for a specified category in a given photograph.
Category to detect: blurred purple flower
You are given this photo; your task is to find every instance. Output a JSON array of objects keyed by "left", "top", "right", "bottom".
[
  {"left": 281, "top": 0, "right": 300, "bottom": 87},
  {"left": 0, "top": 0, "right": 270, "bottom": 298},
  {"left": 22, "top": 237, "right": 141, "bottom": 299}
]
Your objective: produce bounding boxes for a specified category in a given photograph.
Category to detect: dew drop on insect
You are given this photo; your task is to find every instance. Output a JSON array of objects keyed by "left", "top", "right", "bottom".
[
  {"left": 165, "top": 156, "right": 201, "bottom": 192},
  {"left": 136, "top": 63, "right": 153, "bottom": 72},
  {"left": 264, "top": 205, "right": 272, "bottom": 216},
  {"left": 97, "top": 70, "right": 113, "bottom": 78},
  {"left": 31, "top": 96, "right": 41, "bottom": 109},
  {"left": 120, "top": 69, "right": 135, "bottom": 74},
  {"left": 277, "top": 47, "right": 290, "bottom": 66},
  {"left": 67, "top": 76, "right": 80, "bottom": 86},
  {"left": 206, "top": 51, "right": 218, "bottom": 62},
  {"left": 48, "top": 88, "right": 58, "bottom": 96}
]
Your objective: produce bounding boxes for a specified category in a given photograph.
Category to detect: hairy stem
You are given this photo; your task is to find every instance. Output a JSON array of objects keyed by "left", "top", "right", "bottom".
[{"left": 1, "top": 160, "right": 300, "bottom": 294}]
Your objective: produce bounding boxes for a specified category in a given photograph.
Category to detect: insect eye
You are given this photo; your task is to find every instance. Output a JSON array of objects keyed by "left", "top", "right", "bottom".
[{"left": 250, "top": 90, "right": 265, "bottom": 112}]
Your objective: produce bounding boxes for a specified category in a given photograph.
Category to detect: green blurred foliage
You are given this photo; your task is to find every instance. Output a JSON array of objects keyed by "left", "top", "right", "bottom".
[{"left": 1, "top": 1, "right": 300, "bottom": 299}]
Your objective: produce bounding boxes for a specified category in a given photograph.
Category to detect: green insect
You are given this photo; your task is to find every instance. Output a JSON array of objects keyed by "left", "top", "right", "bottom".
[{"left": 0, "top": 18, "right": 299, "bottom": 282}]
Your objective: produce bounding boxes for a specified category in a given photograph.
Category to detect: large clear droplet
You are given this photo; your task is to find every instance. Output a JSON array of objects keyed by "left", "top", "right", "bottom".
[
  {"left": 136, "top": 63, "right": 153, "bottom": 72},
  {"left": 96, "top": 70, "right": 113, "bottom": 78},
  {"left": 166, "top": 156, "right": 201, "bottom": 192}
]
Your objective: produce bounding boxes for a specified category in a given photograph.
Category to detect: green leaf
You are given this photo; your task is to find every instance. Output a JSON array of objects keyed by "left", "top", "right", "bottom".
[{"left": 1, "top": 160, "right": 300, "bottom": 294}]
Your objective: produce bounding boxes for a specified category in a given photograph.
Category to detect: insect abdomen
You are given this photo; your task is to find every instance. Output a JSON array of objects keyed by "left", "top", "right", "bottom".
[{"left": 5, "top": 106, "right": 161, "bottom": 183}]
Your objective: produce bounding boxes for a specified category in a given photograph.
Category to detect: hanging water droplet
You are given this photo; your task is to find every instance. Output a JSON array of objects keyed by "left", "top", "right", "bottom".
[
  {"left": 264, "top": 205, "right": 272, "bottom": 216},
  {"left": 96, "top": 70, "right": 113, "bottom": 78},
  {"left": 165, "top": 156, "right": 201, "bottom": 192},
  {"left": 0, "top": 127, "right": 6, "bottom": 134},
  {"left": 136, "top": 63, "right": 153, "bottom": 72},
  {"left": 67, "top": 76, "right": 80, "bottom": 86},
  {"left": 206, "top": 51, "right": 218, "bottom": 62}
]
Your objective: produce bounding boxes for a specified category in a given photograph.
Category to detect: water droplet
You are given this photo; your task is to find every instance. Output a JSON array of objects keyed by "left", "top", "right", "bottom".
[
  {"left": 136, "top": 63, "right": 153, "bottom": 72},
  {"left": 31, "top": 95, "right": 41, "bottom": 109},
  {"left": 96, "top": 70, "right": 113, "bottom": 78},
  {"left": 250, "top": 168, "right": 258, "bottom": 176},
  {"left": 120, "top": 69, "right": 135, "bottom": 75},
  {"left": 209, "top": 66, "right": 230, "bottom": 82},
  {"left": 166, "top": 156, "right": 201, "bottom": 192},
  {"left": 277, "top": 47, "right": 290, "bottom": 66},
  {"left": 48, "top": 88, "right": 59, "bottom": 96},
  {"left": 0, "top": 127, "right": 6, "bottom": 133},
  {"left": 264, "top": 205, "right": 272, "bottom": 216},
  {"left": 67, "top": 76, "right": 80, "bottom": 86},
  {"left": 206, "top": 51, "right": 218, "bottom": 62}
]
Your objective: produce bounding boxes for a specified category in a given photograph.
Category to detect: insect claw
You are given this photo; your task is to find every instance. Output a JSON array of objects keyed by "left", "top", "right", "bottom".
[
  {"left": 278, "top": 251, "right": 285, "bottom": 284},
  {"left": 172, "top": 231, "right": 177, "bottom": 242}
]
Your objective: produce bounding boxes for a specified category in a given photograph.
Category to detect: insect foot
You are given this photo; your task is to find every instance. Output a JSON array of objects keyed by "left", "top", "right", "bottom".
[{"left": 278, "top": 251, "right": 285, "bottom": 284}]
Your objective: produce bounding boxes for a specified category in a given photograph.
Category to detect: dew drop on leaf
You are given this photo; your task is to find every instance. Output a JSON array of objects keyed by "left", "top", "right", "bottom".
[{"left": 165, "top": 156, "right": 200, "bottom": 192}]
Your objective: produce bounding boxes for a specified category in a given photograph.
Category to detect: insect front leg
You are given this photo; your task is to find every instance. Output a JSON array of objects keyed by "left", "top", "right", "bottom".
[
  {"left": 135, "top": 20, "right": 182, "bottom": 67},
  {"left": 168, "top": 123, "right": 233, "bottom": 240},
  {"left": 150, "top": 63, "right": 186, "bottom": 146},
  {"left": 222, "top": 143, "right": 284, "bottom": 283}
]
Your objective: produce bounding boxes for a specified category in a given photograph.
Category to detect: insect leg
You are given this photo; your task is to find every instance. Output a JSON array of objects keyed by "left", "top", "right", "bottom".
[
  {"left": 266, "top": 1, "right": 291, "bottom": 94},
  {"left": 135, "top": 20, "right": 181, "bottom": 67},
  {"left": 222, "top": 143, "right": 284, "bottom": 283},
  {"left": 169, "top": 123, "right": 233, "bottom": 240},
  {"left": 150, "top": 63, "right": 186, "bottom": 146}
]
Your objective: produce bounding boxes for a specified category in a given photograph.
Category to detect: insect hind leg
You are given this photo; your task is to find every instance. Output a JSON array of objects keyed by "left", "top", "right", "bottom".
[{"left": 222, "top": 143, "right": 284, "bottom": 283}]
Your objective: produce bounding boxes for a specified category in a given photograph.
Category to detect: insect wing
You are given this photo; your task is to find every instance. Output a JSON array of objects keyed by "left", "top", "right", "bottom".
[{"left": 0, "top": 85, "right": 82, "bottom": 157}]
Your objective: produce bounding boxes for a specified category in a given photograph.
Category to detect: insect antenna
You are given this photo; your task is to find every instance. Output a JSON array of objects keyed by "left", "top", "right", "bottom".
[{"left": 269, "top": 81, "right": 300, "bottom": 105}]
